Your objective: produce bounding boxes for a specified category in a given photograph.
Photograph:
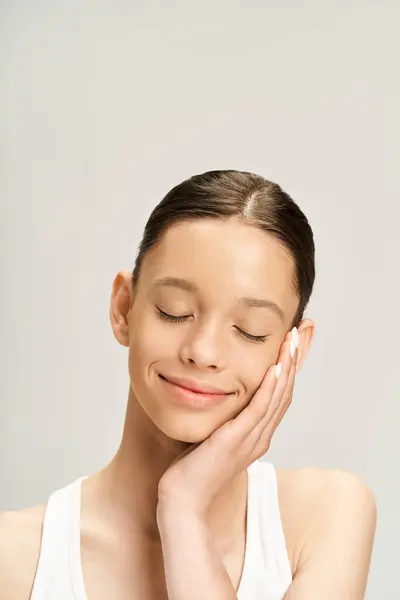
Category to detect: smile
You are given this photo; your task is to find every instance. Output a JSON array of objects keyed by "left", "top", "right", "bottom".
[{"left": 158, "top": 374, "right": 232, "bottom": 409}]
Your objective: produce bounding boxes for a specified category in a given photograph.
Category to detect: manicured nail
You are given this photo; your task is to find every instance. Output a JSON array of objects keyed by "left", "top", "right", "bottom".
[
  {"left": 290, "top": 327, "right": 299, "bottom": 358},
  {"left": 276, "top": 362, "right": 282, "bottom": 378}
]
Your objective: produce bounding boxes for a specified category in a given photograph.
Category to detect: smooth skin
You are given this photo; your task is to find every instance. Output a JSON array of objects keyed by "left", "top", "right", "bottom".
[{"left": 0, "top": 218, "right": 376, "bottom": 599}]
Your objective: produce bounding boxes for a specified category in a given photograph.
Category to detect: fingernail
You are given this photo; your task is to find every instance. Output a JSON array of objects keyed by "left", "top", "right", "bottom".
[
  {"left": 275, "top": 362, "right": 282, "bottom": 378},
  {"left": 290, "top": 327, "right": 299, "bottom": 358}
]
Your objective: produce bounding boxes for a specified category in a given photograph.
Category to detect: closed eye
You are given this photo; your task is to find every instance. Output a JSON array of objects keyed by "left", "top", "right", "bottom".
[
  {"left": 235, "top": 327, "right": 269, "bottom": 344},
  {"left": 156, "top": 307, "right": 269, "bottom": 344},
  {"left": 156, "top": 307, "right": 190, "bottom": 323}
]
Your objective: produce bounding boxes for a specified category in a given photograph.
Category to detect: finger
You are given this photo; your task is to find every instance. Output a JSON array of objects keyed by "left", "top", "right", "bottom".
[
  {"left": 262, "top": 339, "right": 297, "bottom": 428},
  {"left": 256, "top": 345, "right": 298, "bottom": 449},
  {"left": 236, "top": 361, "right": 280, "bottom": 434},
  {"left": 248, "top": 344, "right": 298, "bottom": 459},
  {"left": 248, "top": 339, "right": 294, "bottom": 441},
  {"left": 228, "top": 329, "right": 297, "bottom": 442},
  {"left": 260, "top": 386, "right": 292, "bottom": 445}
]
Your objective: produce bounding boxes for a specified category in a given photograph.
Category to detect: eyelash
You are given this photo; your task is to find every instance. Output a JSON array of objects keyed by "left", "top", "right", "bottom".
[{"left": 156, "top": 308, "right": 268, "bottom": 344}]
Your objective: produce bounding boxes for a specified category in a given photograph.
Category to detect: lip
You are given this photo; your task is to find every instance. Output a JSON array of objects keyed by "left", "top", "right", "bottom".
[
  {"left": 158, "top": 374, "right": 233, "bottom": 409},
  {"left": 159, "top": 375, "right": 229, "bottom": 395}
]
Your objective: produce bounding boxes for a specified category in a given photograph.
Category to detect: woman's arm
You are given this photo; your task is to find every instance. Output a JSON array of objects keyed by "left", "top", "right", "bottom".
[
  {"left": 283, "top": 469, "right": 377, "bottom": 600},
  {"left": 157, "top": 503, "right": 238, "bottom": 600},
  {"left": 0, "top": 507, "right": 45, "bottom": 600},
  {"left": 158, "top": 469, "right": 376, "bottom": 600},
  {"left": 154, "top": 334, "right": 298, "bottom": 599}
]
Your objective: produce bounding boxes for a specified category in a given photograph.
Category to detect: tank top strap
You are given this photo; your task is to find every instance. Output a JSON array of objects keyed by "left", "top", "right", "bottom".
[
  {"left": 30, "top": 476, "right": 87, "bottom": 600},
  {"left": 253, "top": 461, "right": 293, "bottom": 587},
  {"left": 237, "top": 460, "right": 292, "bottom": 600},
  {"left": 236, "top": 459, "right": 264, "bottom": 597}
]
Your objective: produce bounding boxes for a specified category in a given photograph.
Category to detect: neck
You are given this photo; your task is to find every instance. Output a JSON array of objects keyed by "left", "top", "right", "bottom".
[{"left": 86, "top": 385, "right": 248, "bottom": 552}]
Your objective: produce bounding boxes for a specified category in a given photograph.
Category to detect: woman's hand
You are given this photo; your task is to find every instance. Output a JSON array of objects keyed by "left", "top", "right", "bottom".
[{"left": 157, "top": 327, "right": 300, "bottom": 521}]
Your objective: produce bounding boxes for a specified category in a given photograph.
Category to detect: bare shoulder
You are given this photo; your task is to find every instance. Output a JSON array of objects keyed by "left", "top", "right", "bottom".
[
  {"left": 275, "top": 466, "right": 376, "bottom": 577},
  {"left": 0, "top": 503, "right": 46, "bottom": 600}
]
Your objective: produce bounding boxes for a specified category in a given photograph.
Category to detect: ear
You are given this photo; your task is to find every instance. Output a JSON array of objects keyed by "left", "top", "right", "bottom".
[
  {"left": 294, "top": 318, "right": 315, "bottom": 372},
  {"left": 109, "top": 270, "right": 135, "bottom": 347}
]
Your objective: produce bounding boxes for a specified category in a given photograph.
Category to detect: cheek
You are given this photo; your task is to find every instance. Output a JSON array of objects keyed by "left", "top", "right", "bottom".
[
  {"left": 233, "top": 344, "right": 280, "bottom": 396},
  {"left": 128, "top": 313, "right": 174, "bottom": 373}
]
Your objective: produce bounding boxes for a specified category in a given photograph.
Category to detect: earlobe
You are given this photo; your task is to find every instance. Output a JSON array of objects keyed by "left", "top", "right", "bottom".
[
  {"left": 109, "top": 303, "right": 130, "bottom": 347},
  {"left": 115, "top": 322, "right": 130, "bottom": 347},
  {"left": 295, "top": 319, "right": 315, "bottom": 371}
]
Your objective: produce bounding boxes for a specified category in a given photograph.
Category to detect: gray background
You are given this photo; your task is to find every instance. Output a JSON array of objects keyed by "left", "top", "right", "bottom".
[{"left": 1, "top": 1, "right": 399, "bottom": 597}]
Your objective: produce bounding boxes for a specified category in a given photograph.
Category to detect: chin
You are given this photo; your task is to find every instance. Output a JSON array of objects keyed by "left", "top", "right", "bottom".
[
  {"left": 131, "top": 379, "right": 238, "bottom": 444},
  {"left": 145, "top": 399, "right": 235, "bottom": 444},
  {"left": 154, "top": 412, "right": 219, "bottom": 444}
]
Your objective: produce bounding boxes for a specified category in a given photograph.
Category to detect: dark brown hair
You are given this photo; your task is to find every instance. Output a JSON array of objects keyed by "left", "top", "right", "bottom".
[{"left": 132, "top": 170, "right": 315, "bottom": 329}]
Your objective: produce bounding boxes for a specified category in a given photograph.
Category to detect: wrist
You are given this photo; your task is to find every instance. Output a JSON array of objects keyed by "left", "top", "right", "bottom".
[{"left": 157, "top": 501, "right": 207, "bottom": 534}]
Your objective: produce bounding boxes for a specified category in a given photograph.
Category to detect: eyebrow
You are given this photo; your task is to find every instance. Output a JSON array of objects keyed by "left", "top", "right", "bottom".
[{"left": 153, "top": 276, "right": 286, "bottom": 322}]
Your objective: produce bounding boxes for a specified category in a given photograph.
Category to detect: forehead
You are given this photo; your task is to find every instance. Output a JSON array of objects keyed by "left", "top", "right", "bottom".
[{"left": 142, "top": 219, "right": 298, "bottom": 318}]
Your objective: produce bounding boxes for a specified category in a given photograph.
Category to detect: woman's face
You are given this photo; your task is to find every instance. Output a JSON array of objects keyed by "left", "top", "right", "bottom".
[{"left": 123, "top": 219, "right": 302, "bottom": 443}]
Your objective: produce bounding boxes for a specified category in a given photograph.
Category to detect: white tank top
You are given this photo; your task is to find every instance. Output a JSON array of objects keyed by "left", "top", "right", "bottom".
[{"left": 30, "top": 460, "right": 293, "bottom": 600}]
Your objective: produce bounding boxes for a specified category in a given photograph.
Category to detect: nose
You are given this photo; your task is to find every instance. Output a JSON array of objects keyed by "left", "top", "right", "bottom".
[{"left": 179, "top": 320, "right": 227, "bottom": 371}]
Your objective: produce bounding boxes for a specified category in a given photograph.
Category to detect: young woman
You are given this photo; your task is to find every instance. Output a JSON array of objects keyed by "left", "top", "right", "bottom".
[{"left": 0, "top": 170, "right": 376, "bottom": 600}]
